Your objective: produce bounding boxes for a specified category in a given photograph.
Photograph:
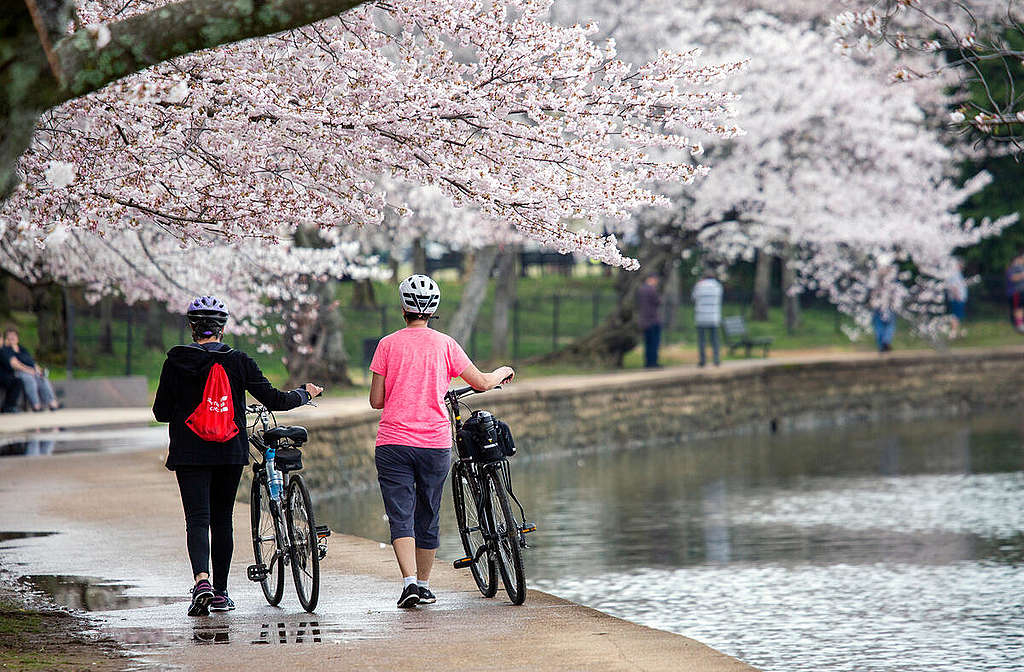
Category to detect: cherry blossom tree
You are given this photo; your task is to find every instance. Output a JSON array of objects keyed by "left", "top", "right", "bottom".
[
  {"left": 4, "top": 0, "right": 745, "bottom": 273},
  {"left": 542, "top": 1, "right": 1015, "bottom": 364},
  {"left": 832, "top": 1, "right": 1024, "bottom": 151}
]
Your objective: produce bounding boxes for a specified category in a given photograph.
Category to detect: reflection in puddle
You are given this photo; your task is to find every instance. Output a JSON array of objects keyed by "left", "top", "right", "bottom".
[
  {"left": 0, "top": 531, "right": 55, "bottom": 542},
  {"left": 22, "top": 575, "right": 179, "bottom": 611},
  {"left": 0, "top": 426, "right": 166, "bottom": 458},
  {"left": 250, "top": 621, "right": 323, "bottom": 645}
]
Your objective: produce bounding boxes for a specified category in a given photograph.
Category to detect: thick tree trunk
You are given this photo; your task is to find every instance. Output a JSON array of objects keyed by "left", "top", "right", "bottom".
[
  {"left": 411, "top": 238, "right": 428, "bottom": 275},
  {"left": 491, "top": 247, "right": 518, "bottom": 360},
  {"left": 448, "top": 245, "right": 499, "bottom": 347},
  {"left": 30, "top": 283, "right": 65, "bottom": 361},
  {"left": 751, "top": 249, "right": 772, "bottom": 321},
  {"left": 98, "top": 296, "right": 114, "bottom": 354},
  {"left": 782, "top": 248, "right": 801, "bottom": 334},
  {"left": 537, "top": 237, "right": 676, "bottom": 367},
  {"left": 350, "top": 279, "right": 377, "bottom": 310},
  {"left": 143, "top": 301, "right": 165, "bottom": 350}
]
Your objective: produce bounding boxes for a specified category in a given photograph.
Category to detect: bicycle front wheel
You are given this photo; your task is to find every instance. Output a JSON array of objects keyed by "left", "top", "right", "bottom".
[
  {"left": 485, "top": 468, "right": 526, "bottom": 605},
  {"left": 251, "top": 475, "right": 285, "bottom": 606},
  {"left": 285, "top": 474, "right": 320, "bottom": 613},
  {"left": 452, "top": 462, "right": 497, "bottom": 598}
]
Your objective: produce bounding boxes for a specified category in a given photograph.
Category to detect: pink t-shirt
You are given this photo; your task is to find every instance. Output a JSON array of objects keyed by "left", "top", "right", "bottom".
[{"left": 370, "top": 327, "right": 472, "bottom": 449}]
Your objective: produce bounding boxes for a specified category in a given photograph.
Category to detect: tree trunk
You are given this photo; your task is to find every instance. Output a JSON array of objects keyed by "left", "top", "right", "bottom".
[
  {"left": 143, "top": 301, "right": 165, "bottom": 350},
  {"left": 350, "top": 279, "right": 377, "bottom": 310},
  {"left": 98, "top": 296, "right": 114, "bottom": 354},
  {"left": 782, "top": 248, "right": 801, "bottom": 334},
  {"left": 30, "top": 283, "right": 65, "bottom": 362},
  {"left": 0, "top": 271, "right": 11, "bottom": 319},
  {"left": 281, "top": 227, "right": 354, "bottom": 387},
  {"left": 411, "top": 238, "right": 427, "bottom": 275},
  {"left": 751, "top": 248, "right": 772, "bottom": 321},
  {"left": 537, "top": 234, "right": 677, "bottom": 367},
  {"left": 491, "top": 247, "right": 518, "bottom": 360},
  {"left": 661, "top": 260, "right": 682, "bottom": 334},
  {"left": 448, "top": 245, "right": 499, "bottom": 347}
]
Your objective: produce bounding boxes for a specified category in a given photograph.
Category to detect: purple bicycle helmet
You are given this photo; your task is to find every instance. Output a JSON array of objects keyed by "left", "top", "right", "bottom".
[{"left": 186, "top": 296, "right": 229, "bottom": 335}]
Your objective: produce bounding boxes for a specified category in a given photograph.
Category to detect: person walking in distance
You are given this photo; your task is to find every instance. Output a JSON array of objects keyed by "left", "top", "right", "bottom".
[
  {"left": 692, "top": 271, "right": 723, "bottom": 367},
  {"left": 369, "top": 275, "right": 514, "bottom": 608},
  {"left": 870, "top": 264, "right": 900, "bottom": 352},
  {"left": 636, "top": 274, "right": 663, "bottom": 368},
  {"left": 946, "top": 257, "right": 968, "bottom": 339},
  {"left": 153, "top": 297, "right": 323, "bottom": 616}
]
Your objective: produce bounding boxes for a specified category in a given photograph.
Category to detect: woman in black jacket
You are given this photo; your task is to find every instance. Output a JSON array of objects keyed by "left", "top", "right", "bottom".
[{"left": 153, "top": 296, "right": 323, "bottom": 616}]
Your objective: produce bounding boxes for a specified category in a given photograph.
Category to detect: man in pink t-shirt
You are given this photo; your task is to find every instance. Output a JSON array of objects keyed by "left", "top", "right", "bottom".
[{"left": 369, "top": 274, "right": 514, "bottom": 608}]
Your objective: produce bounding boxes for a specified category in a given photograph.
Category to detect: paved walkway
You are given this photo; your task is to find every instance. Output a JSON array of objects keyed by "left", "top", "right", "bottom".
[{"left": 0, "top": 449, "right": 758, "bottom": 671}]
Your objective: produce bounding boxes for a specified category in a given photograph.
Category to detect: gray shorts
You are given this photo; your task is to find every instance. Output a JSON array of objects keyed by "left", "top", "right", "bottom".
[{"left": 374, "top": 444, "right": 451, "bottom": 549}]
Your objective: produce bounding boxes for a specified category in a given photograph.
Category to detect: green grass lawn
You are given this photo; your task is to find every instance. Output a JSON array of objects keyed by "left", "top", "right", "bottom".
[{"left": 5, "top": 273, "right": 1023, "bottom": 397}]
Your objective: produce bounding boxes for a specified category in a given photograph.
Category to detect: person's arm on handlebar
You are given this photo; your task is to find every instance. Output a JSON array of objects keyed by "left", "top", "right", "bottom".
[{"left": 459, "top": 364, "right": 515, "bottom": 391}]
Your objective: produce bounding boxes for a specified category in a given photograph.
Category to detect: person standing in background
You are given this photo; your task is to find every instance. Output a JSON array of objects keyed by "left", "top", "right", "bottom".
[
  {"left": 692, "top": 271, "right": 723, "bottom": 367},
  {"left": 870, "top": 264, "right": 899, "bottom": 353},
  {"left": 1005, "top": 253, "right": 1024, "bottom": 333},
  {"left": 636, "top": 274, "right": 663, "bottom": 368},
  {"left": 946, "top": 257, "right": 968, "bottom": 339}
]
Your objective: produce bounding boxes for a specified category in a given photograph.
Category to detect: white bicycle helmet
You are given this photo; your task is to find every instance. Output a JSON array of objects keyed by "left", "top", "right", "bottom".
[{"left": 399, "top": 274, "right": 441, "bottom": 315}]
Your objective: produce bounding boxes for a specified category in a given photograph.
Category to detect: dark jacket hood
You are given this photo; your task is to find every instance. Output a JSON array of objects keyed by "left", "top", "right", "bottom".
[{"left": 165, "top": 343, "right": 233, "bottom": 376}]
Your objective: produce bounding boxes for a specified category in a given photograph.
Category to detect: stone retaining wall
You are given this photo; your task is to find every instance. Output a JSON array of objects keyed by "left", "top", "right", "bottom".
[{"left": 284, "top": 348, "right": 1024, "bottom": 497}]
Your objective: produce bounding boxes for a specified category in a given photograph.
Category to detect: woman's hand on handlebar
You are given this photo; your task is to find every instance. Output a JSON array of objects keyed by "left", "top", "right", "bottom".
[
  {"left": 496, "top": 366, "right": 515, "bottom": 385},
  {"left": 305, "top": 383, "right": 324, "bottom": 399}
]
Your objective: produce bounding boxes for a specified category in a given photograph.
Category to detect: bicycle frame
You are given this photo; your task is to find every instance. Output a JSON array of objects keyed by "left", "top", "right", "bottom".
[
  {"left": 247, "top": 406, "right": 296, "bottom": 575},
  {"left": 445, "top": 388, "right": 532, "bottom": 550}
]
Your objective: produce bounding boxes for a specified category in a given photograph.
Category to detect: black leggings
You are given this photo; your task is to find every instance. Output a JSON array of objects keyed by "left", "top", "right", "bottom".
[{"left": 175, "top": 465, "right": 244, "bottom": 592}]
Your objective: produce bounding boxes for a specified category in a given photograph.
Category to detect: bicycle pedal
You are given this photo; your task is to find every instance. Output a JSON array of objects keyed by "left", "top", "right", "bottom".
[
  {"left": 315, "top": 525, "right": 332, "bottom": 539},
  {"left": 247, "top": 564, "right": 269, "bottom": 582},
  {"left": 318, "top": 543, "right": 328, "bottom": 561},
  {"left": 453, "top": 557, "right": 474, "bottom": 569},
  {"left": 519, "top": 522, "right": 537, "bottom": 534}
]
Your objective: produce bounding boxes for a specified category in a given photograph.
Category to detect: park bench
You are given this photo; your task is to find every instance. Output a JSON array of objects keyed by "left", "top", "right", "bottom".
[{"left": 722, "top": 315, "right": 773, "bottom": 358}]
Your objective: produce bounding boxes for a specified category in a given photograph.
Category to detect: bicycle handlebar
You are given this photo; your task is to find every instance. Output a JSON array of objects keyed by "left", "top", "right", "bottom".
[{"left": 450, "top": 384, "right": 503, "bottom": 399}]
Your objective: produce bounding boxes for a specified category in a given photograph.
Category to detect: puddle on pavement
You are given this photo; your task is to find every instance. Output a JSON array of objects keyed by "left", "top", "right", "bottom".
[
  {"left": 109, "top": 618, "right": 386, "bottom": 651},
  {"left": 0, "top": 426, "right": 166, "bottom": 458},
  {"left": 21, "top": 574, "right": 179, "bottom": 611},
  {"left": 0, "top": 531, "right": 55, "bottom": 542}
]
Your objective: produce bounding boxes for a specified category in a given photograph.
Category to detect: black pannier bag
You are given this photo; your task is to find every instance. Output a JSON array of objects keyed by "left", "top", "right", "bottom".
[
  {"left": 274, "top": 446, "right": 303, "bottom": 472},
  {"left": 459, "top": 410, "right": 515, "bottom": 461}
]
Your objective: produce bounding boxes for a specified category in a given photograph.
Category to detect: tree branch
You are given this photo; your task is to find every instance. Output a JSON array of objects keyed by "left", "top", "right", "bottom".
[{"left": 53, "top": 0, "right": 372, "bottom": 103}]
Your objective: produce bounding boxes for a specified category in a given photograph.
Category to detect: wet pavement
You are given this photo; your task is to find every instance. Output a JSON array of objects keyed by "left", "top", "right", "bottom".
[{"left": 0, "top": 448, "right": 756, "bottom": 671}]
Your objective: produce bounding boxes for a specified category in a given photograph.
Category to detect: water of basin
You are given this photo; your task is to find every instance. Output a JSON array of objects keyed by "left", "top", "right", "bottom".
[{"left": 316, "top": 412, "right": 1024, "bottom": 672}]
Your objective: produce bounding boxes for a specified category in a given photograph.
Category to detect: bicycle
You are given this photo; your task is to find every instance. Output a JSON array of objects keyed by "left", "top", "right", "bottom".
[
  {"left": 245, "top": 403, "right": 331, "bottom": 613},
  {"left": 447, "top": 385, "right": 536, "bottom": 605}
]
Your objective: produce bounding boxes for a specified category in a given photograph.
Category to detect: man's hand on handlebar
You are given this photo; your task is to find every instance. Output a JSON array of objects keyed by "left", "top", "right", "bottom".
[{"left": 305, "top": 383, "right": 324, "bottom": 398}]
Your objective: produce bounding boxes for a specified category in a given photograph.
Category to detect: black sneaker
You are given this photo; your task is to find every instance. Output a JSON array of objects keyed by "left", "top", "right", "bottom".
[
  {"left": 188, "top": 579, "right": 214, "bottom": 617},
  {"left": 417, "top": 585, "right": 436, "bottom": 604},
  {"left": 210, "top": 590, "right": 235, "bottom": 612},
  {"left": 397, "top": 584, "right": 420, "bottom": 608}
]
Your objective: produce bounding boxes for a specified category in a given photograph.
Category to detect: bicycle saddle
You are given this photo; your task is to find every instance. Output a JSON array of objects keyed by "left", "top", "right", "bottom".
[{"left": 264, "top": 425, "right": 308, "bottom": 444}]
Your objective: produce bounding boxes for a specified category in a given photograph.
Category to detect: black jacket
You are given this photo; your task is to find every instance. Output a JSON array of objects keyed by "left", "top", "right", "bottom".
[{"left": 153, "top": 343, "right": 309, "bottom": 470}]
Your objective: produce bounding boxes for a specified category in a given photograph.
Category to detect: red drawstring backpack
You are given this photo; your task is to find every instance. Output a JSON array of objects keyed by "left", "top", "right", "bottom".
[{"left": 185, "top": 362, "right": 239, "bottom": 442}]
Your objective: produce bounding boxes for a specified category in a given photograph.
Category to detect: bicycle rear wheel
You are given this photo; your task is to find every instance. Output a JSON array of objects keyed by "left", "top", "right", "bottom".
[
  {"left": 486, "top": 468, "right": 526, "bottom": 605},
  {"left": 452, "top": 462, "right": 497, "bottom": 598},
  {"left": 285, "top": 474, "right": 320, "bottom": 613},
  {"left": 250, "top": 475, "right": 285, "bottom": 606}
]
